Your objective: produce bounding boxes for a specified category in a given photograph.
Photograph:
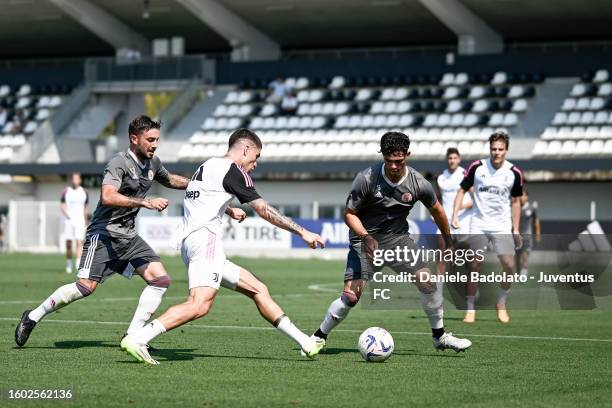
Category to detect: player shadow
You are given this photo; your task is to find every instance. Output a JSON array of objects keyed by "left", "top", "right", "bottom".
[
  {"left": 393, "top": 350, "right": 465, "bottom": 358},
  {"left": 320, "top": 347, "right": 358, "bottom": 355},
  {"left": 18, "top": 340, "right": 119, "bottom": 350},
  {"left": 116, "top": 348, "right": 315, "bottom": 363}
]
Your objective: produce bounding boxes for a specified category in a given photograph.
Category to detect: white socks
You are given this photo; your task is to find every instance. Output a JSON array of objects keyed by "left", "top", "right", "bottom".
[
  {"left": 126, "top": 285, "right": 167, "bottom": 335},
  {"left": 28, "top": 283, "right": 88, "bottom": 322},
  {"left": 133, "top": 319, "right": 166, "bottom": 345},
  {"left": 420, "top": 283, "right": 444, "bottom": 329},
  {"left": 66, "top": 259, "right": 73, "bottom": 271},
  {"left": 466, "top": 296, "right": 476, "bottom": 312},
  {"left": 320, "top": 297, "right": 352, "bottom": 335},
  {"left": 497, "top": 288, "right": 511, "bottom": 306},
  {"left": 275, "top": 315, "right": 311, "bottom": 348}
]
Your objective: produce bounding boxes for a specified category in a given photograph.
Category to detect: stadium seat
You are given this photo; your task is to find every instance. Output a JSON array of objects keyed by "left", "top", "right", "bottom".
[
  {"left": 328, "top": 76, "right": 346, "bottom": 90},
  {"left": 593, "top": 69, "right": 609, "bottom": 83},
  {"left": 491, "top": 72, "right": 507, "bottom": 85}
]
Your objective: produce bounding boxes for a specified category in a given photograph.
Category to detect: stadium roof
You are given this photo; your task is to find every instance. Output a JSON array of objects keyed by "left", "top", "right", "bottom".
[{"left": 1, "top": 0, "right": 612, "bottom": 58}]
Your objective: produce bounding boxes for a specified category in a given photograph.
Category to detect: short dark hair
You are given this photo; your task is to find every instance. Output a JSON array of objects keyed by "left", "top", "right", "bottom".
[
  {"left": 129, "top": 115, "right": 161, "bottom": 137},
  {"left": 446, "top": 147, "right": 460, "bottom": 157},
  {"left": 489, "top": 130, "right": 510, "bottom": 149},
  {"left": 380, "top": 132, "right": 410, "bottom": 156},
  {"left": 228, "top": 128, "right": 262, "bottom": 150}
]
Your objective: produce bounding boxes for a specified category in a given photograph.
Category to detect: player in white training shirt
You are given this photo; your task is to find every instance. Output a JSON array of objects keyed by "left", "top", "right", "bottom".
[
  {"left": 60, "top": 173, "right": 89, "bottom": 273},
  {"left": 451, "top": 131, "right": 524, "bottom": 324},
  {"left": 435, "top": 147, "right": 472, "bottom": 274},
  {"left": 122, "top": 128, "right": 327, "bottom": 365}
]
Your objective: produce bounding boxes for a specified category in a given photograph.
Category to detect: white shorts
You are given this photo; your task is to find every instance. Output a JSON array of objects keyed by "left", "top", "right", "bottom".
[
  {"left": 64, "top": 220, "right": 86, "bottom": 241},
  {"left": 181, "top": 227, "right": 241, "bottom": 290},
  {"left": 467, "top": 229, "right": 516, "bottom": 256}
]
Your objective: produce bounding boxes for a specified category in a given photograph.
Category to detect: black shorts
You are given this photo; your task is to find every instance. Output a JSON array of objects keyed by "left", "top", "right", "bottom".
[
  {"left": 77, "top": 233, "right": 160, "bottom": 283},
  {"left": 344, "top": 234, "right": 426, "bottom": 282}
]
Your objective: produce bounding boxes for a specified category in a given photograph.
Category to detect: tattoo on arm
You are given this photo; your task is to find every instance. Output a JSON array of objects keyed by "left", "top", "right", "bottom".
[
  {"left": 249, "top": 199, "right": 303, "bottom": 234},
  {"left": 159, "top": 173, "right": 189, "bottom": 189}
]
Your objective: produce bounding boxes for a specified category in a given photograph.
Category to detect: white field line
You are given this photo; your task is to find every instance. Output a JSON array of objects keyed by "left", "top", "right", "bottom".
[{"left": 1, "top": 317, "right": 611, "bottom": 343}]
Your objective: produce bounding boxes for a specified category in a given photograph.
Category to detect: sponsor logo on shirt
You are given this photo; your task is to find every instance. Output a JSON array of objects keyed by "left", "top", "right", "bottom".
[
  {"left": 148, "top": 170, "right": 154, "bottom": 180},
  {"left": 185, "top": 190, "right": 201, "bottom": 200},
  {"left": 128, "top": 165, "right": 138, "bottom": 179},
  {"left": 374, "top": 185, "right": 383, "bottom": 198}
]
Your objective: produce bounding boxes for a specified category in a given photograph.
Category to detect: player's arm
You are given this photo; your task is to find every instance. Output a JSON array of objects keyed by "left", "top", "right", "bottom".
[
  {"left": 83, "top": 189, "right": 89, "bottom": 224},
  {"left": 453, "top": 161, "right": 478, "bottom": 228},
  {"left": 461, "top": 189, "right": 474, "bottom": 210},
  {"left": 345, "top": 207, "right": 378, "bottom": 257},
  {"left": 248, "top": 199, "right": 324, "bottom": 248},
  {"left": 510, "top": 166, "right": 524, "bottom": 248},
  {"left": 533, "top": 211, "right": 541, "bottom": 242},
  {"left": 157, "top": 173, "right": 190, "bottom": 190},
  {"left": 60, "top": 189, "right": 70, "bottom": 219},
  {"left": 100, "top": 184, "right": 168, "bottom": 212},
  {"left": 225, "top": 206, "right": 246, "bottom": 222}
]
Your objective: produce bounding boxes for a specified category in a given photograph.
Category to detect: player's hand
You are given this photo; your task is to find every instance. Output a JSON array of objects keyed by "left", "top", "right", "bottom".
[
  {"left": 451, "top": 216, "right": 461, "bottom": 230},
  {"left": 145, "top": 198, "right": 169, "bottom": 212},
  {"left": 301, "top": 230, "right": 325, "bottom": 249},
  {"left": 362, "top": 234, "right": 379, "bottom": 258},
  {"left": 513, "top": 230, "right": 522, "bottom": 250},
  {"left": 227, "top": 207, "right": 247, "bottom": 222}
]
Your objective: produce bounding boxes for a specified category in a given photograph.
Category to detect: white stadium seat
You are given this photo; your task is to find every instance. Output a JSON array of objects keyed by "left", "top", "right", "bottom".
[
  {"left": 440, "top": 73, "right": 455, "bottom": 86},
  {"left": 561, "top": 98, "right": 576, "bottom": 111},
  {"left": 570, "top": 83, "right": 587, "bottom": 97},
  {"left": 491, "top": 72, "right": 507, "bottom": 85},
  {"left": 508, "top": 85, "right": 524, "bottom": 98},
  {"left": 328, "top": 76, "right": 346, "bottom": 90},
  {"left": 597, "top": 83, "right": 612, "bottom": 97},
  {"left": 511, "top": 99, "right": 528, "bottom": 112},
  {"left": 593, "top": 69, "right": 609, "bottom": 83},
  {"left": 576, "top": 97, "right": 590, "bottom": 110},
  {"left": 469, "top": 86, "right": 485, "bottom": 99}
]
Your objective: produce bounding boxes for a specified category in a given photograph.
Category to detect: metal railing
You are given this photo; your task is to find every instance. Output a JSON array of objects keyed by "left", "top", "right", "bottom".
[{"left": 84, "top": 55, "right": 215, "bottom": 85}]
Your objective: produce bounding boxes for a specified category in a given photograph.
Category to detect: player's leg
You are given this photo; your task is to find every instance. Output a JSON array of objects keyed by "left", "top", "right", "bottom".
[
  {"left": 15, "top": 233, "right": 106, "bottom": 346},
  {"left": 517, "top": 235, "right": 531, "bottom": 278},
  {"left": 123, "top": 286, "right": 218, "bottom": 365},
  {"left": 65, "top": 239, "right": 73, "bottom": 273},
  {"left": 413, "top": 267, "right": 472, "bottom": 352},
  {"left": 491, "top": 233, "right": 517, "bottom": 323},
  {"left": 224, "top": 262, "right": 324, "bottom": 358},
  {"left": 75, "top": 239, "right": 84, "bottom": 273},
  {"left": 119, "top": 235, "right": 170, "bottom": 335},
  {"left": 435, "top": 233, "right": 446, "bottom": 275},
  {"left": 464, "top": 233, "right": 486, "bottom": 323},
  {"left": 126, "top": 261, "right": 171, "bottom": 336},
  {"left": 313, "top": 247, "right": 365, "bottom": 342}
]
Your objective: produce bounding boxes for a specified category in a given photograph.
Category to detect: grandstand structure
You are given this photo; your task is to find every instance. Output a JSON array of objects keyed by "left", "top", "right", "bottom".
[{"left": 0, "top": 0, "right": 612, "bottom": 244}]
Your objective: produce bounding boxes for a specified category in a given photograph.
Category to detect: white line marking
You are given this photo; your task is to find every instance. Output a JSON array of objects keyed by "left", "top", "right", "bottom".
[
  {"left": 2, "top": 317, "right": 611, "bottom": 343},
  {"left": 307, "top": 282, "right": 340, "bottom": 293}
]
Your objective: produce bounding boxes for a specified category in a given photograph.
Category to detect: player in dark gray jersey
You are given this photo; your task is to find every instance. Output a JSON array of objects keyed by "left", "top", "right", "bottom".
[
  {"left": 15, "top": 115, "right": 193, "bottom": 347},
  {"left": 312, "top": 132, "right": 472, "bottom": 352},
  {"left": 516, "top": 189, "right": 540, "bottom": 278}
]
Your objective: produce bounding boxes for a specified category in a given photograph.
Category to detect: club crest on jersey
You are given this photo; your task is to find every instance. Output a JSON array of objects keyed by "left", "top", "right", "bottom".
[
  {"left": 401, "top": 192, "right": 413, "bottom": 202},
  {"left": 128, "top": 165, "right": 138, "bottom": 179},
  {"left": 148, "top": 170, "right": 154, "bottom": 180},
  {"left": 374, "top": 185, "right": 383, "bottom": 198}
]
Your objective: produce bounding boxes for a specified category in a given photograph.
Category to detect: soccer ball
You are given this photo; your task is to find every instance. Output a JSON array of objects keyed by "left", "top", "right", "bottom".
[{"left": 358, "top": 327, "right": 394, "bottom": 362}]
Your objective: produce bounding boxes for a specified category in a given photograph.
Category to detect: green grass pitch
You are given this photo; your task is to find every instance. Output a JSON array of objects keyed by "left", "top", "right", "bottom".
[{"left": 1, "top": 253, "right": 611, "bottom": 407}]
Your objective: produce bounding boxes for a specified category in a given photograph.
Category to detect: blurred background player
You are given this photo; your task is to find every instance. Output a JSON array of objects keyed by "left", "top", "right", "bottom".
[
  {"left": 435, "top": 147, "right": 472, "bottom": 274},
  {"left": 452, "top": 131, "right": 524, "bottom": 324},
  {"left": 122, "top": 128, "right": 326, "bottom": 364},
  {"left": 60, "top": 172, "right": 89, "bottom": 273},
  {"left": 15, "top": 115, "right": 189, "bottom": 347},
  {"left": 311, "top": 132, "right": 471, "bottom": 353},
  {"left": 517, "top": 189, "right": 541, "bottom": 278}
]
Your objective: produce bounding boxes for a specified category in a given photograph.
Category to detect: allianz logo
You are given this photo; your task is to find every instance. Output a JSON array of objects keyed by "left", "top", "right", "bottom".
[{"left": 320, "top": 222, "right": 350, "bottom": 244}]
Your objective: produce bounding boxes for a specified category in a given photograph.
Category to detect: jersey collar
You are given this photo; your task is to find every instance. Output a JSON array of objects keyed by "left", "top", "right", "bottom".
[
  {"left": 381, "top": 163, "right": 408, "bottom": 187},
  {"left": 127, "top": 149, "right": 147, "bottom": 169}
]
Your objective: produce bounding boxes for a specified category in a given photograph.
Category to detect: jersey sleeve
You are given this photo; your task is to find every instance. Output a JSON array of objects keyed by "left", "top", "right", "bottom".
[
  {"left": 84, "top": 189, "right": 89, "bottom": 205},
  {"left": 345, "top": 171, "right": 369, "bottom": 211},
  {"left": 510, "top": 166, "right": 524, "bottom": 197},
  {"left": 102, "top": 155, "right": 125, "bottom": 188},
  {"left": 415, "top": 174, "right": 437, "bottom": 208},
  {"left": 153, "top": 157, "right": 171, "bottom": 184},
  {"left": 460, "top": 160, "right": 481, "bottom": 191},
  {"left": 222, "top": 164, "right": 261, "bottom": 204},
  {"left": 60, "top": 188, "right": 67, "bottom": 203}
]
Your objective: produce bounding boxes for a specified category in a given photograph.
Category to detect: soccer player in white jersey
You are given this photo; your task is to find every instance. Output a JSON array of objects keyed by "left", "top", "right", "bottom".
[
  {"left": 451, "top": 131, "right": 524, "bottom": 324},
  {"left": 60, "top": 173, "right": 89, "bottom": 273},
  {"left": 121, "top": 128, "right": 327, "bottom": 365},
  {"left": 435, "top": 147, "right": 472, "bottom": 274}
]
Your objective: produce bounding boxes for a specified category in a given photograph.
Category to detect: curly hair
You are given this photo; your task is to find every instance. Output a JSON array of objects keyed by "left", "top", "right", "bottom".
[{"left": 380, "top": 131, "right": 410, "bottom": 156}]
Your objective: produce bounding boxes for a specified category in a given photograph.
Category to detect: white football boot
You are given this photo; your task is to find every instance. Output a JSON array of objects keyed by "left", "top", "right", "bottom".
[{"left": 433, "top": 332, "right": 472, "bottom": 353}]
